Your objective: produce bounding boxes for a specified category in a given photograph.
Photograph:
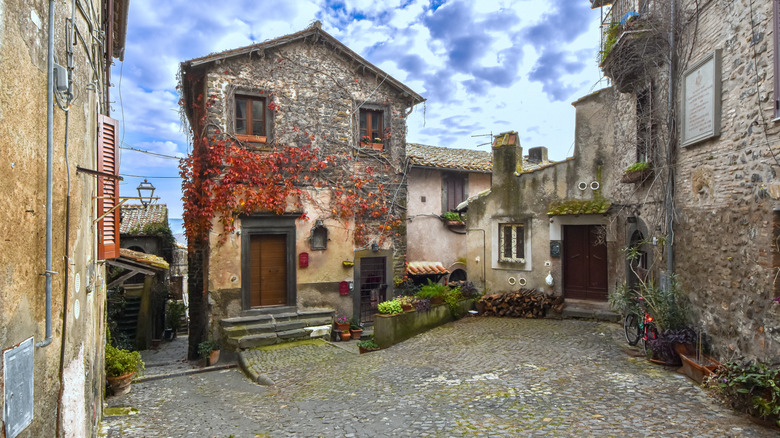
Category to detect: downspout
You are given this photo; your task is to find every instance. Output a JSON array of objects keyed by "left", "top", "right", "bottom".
[
  {"left": 37, "top": 0, "right": 56, "bottom": 349},
  {"left": 664, "top": 0, "right": 677, "bottom": 278}
]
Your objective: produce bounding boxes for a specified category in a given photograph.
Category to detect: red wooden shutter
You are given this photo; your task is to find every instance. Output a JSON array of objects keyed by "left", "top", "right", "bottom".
[{"left": 97, "top": 114, "right": 120, "bottom": 259}]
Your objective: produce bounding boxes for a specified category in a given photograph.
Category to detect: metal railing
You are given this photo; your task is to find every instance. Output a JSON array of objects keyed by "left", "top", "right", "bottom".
[{"left": 598, "top": 0, "right": 658, "bottom": 55}]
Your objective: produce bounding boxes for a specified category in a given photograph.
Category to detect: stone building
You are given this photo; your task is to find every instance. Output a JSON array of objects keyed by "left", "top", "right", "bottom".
[
  {"left": 590, "top": 0, "right": 780, "bottom": 362},
  {"left": 461, "top": 90, "right": 620, "bottom": 311},
  {"left": 0, "top": 0, "right": 128, "bottom": 436},
  {"left": 179, "top": 22, "right": 424, "bottom": 351},
  {"left": 405, "top": 143, "right": 492, "bottom": 283}
]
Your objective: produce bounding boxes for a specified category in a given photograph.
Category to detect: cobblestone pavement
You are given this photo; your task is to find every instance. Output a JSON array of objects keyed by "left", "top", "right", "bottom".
[{"left": 101, "top": 318, "right": 777, "bottom": 437}]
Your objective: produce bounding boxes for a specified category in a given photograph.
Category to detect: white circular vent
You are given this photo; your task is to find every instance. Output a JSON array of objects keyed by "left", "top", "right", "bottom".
[
  {"left": 591, "top": 181, "right": 600, "bottom": 190},
  {"left": 507, "top": 277, "right": 516, "bottom": 286},
  {"left": 518, "top": 277, "right": 527, "bottom": 286},
  {"left": 578, "top": 182, "right": 588, "bottom": 191}
]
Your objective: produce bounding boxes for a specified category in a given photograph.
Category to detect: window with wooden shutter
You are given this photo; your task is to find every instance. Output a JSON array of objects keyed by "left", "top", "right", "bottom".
[
  {"left": 97, "top": 114, "right": 120, "bottom": 259},
  {"left": 444, "top": 174, "right": 466, "bottom": 212}
]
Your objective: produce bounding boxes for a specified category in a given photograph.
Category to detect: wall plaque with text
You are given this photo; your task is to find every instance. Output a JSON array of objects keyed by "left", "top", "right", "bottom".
[{"left": 681, "top": 50, "right": 721, "bottom": 147}]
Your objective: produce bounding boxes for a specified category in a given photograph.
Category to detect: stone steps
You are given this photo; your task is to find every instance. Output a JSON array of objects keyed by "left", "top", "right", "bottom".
[{"left": 220, "top": 308, "right": 335, "bottom": 350}]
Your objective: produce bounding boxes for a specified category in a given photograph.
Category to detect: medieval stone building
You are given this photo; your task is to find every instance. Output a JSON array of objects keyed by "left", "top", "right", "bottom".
[{"left": 179, "top": 22, "right": 424, "bottom": 352}]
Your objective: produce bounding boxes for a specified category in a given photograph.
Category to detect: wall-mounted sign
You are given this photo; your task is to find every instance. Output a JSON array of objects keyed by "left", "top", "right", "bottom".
[
  {"left": 550, "top": 240, "right": 561, "bottom": 258},
  {"left": 299, "top": 252, "right": 309, "bottom": 268},
  {"left": 681, "top": 50, "right": 721, "bottom": 147}
]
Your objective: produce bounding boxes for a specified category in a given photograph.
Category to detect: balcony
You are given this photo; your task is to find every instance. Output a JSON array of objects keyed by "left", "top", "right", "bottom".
[{"left": 592, "top": 0, "right": 666, "bottom": 93}]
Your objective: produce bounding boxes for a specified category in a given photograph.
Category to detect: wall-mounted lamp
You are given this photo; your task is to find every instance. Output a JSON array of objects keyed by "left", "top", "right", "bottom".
[
  {"left": 371, "top": 243, "right": 379, "bottom": 252},
  {"left": 137, "top": 179, "right": 156, "bottom": 207}
]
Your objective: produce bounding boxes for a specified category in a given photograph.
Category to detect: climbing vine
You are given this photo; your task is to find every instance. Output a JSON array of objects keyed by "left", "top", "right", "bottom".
[{"left": 179, "top": 98, "right": 403, "bottom": 250}]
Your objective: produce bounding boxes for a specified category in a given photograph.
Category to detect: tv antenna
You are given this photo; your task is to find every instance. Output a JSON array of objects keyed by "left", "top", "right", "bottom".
[{"left": 471, "top": 131, "right": 494, "bottom": 148}]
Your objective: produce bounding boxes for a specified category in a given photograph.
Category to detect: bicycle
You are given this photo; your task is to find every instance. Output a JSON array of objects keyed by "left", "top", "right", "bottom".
[{"left": 623, "top": 296, "right": 659, "bottom": 356}]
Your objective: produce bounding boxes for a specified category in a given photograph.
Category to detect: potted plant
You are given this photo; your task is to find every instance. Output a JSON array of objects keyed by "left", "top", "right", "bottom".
[
  {"left": 198, "top": 339, "right": 221, "bottom": 366},
  {"left": 621, "top": 161, "right": 653, "bottom": 184},
  {"left": 441, "top": 211, "right": 466, "bottom": 229},
  {"left": 360, "top": 135, "right": 384, "bottom": 150},
  {"left": 396, "top": 295, "right": 415, "bottom": 312},
  {"left": 105, "top": 331, "right": 144, "bottom": 396},
  {"left": 711, "top": 360, "right": 780, "bottom": 428},
  {"left": 416, "top": 279, "right": 448, "bottom": 305},
  {"left": 349, "top": 316, "right": 363, "bottom": 340},
  {"left": 357, "top": 339, "right": 381, "bottom": 354},
  {"left": 334, "top": 315, "right": 350, "bottom": 332},
  {"left": 377, "top": 299, "right": 403, "bottom": 315}
]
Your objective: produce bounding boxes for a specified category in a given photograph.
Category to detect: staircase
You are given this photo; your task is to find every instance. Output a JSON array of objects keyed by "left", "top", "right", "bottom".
[{"left": 220, "top": 308, "right": 335, "bottom": 350}]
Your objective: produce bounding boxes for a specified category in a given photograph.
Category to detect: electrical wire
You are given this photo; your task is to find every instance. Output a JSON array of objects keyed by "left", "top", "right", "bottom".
[
  {"left": 119, "top": 173, "right": 182, "bottom": 179},
  {"left": 120, "top": 143, "right": 183, "bottom": 159}
]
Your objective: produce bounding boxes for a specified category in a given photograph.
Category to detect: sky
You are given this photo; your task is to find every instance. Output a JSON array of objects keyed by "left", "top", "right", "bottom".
[{"left": 112, "top": 0, "right": 608, "bottom": 222}]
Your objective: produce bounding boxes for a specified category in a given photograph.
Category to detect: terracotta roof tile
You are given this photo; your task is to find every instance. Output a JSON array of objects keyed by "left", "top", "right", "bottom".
[
  {"left": 407, "top": 143, "right": 492, "bottom": 172},
  {"left": 120, "top": 204, "right": 168, "bottom": 234},
  {"left": 406, "top": 261, "right": 450, "bottom": 276}
]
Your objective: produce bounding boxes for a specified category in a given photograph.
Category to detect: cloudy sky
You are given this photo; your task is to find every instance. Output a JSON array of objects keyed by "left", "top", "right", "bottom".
[{"left": 113, "top": 0, "right": 608, "bottom": 221}]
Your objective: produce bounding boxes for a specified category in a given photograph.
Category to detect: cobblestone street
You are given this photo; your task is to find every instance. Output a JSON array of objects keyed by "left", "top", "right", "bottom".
[{"left": 101, "top": 318, "right": 776, "bottom": 437}]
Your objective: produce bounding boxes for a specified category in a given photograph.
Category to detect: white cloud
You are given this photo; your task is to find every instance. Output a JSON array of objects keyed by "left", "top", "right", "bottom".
[{"left": 114, "top": 0, "right": 605, "bottom": 218}]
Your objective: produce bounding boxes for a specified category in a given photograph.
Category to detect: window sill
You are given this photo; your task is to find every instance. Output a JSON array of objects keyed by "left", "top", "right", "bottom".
[
  {"left": 360, "top": 142, "right": 384, "bottom": 151},
  {"left": 236, "top": 134, "right": 267, "bottom": 143}
]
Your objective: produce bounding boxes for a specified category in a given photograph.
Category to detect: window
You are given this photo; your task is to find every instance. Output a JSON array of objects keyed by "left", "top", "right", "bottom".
[
  {"left": 235, "top": 95, "right": 270, "bottom": 142},
  {"left": 443, "top": 174, "right": 466, "bottom": 212},
  {"left": 97, "top": 114, "right": 120, "bottom": 259},
  {"left": 636, "top": 84, "right": 656, "bottom": 163},
  {"left": 359, "top": 108, "right": 384, "bottom": 149},
  {"left": 499, "top": 223, "right": 524, "bottom": 263}
]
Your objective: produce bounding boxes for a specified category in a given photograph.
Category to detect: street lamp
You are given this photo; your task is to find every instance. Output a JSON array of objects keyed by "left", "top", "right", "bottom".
[{"left": 137, "top": 179, "right": 155, "bottom": 207}]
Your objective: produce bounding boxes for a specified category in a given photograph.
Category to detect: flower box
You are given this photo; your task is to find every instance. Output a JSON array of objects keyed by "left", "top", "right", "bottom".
[
  {"left": 360, "top": 142, "right": 384, "bottom": 151},
  {"left": 621, "top": 168, "right": 653, "bottom": 184}
]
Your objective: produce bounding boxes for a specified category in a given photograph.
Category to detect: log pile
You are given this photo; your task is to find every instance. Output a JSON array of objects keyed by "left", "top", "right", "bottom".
[{"left": 477, "top": 288, "right": 564, "bottom": 318}]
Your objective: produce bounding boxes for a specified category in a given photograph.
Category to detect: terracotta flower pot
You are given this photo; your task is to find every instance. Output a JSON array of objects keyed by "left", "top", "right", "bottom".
[
  {"left": 106, "top": 372, "right": 135, "bottom": 396},
  {"left": 340, "top": 331, "right": 351, "bottom": 341},
  {"left": 335, "top": 322, "right": 350, "bottom": 332},
  {"left": 208, "top": 349, "right": 220, "bottom": 366},
  {"left": 401, "top": 304, "right": 413, "bottom": 312},
  {"left": 350, "top": 329, "right": 363, "bottom": 340},
  {"left": 359, "top": 346, "right": 380, "bottom": 354}
]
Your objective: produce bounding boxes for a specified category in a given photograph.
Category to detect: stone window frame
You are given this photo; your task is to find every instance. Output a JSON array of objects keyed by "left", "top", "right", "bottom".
[
  {"left": 498, "top": 222, "right": 526, "bottom": 263},
  {"left": 226, "top": 86, "right": 274, "bottom": 144},
  {"left": 635, "top": 82, "right": 656, "bottom": 164},
  {"left": 357, "top": 103, "right": 390, "bottom": 151}
]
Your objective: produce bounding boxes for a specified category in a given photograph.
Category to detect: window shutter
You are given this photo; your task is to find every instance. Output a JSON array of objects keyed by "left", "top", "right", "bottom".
[{"left": 97, "top": 114, "right": 120, "bottom": 259}]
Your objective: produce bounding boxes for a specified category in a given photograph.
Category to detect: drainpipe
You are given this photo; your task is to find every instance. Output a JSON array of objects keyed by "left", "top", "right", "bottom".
[
  {"left": 37, "top": 0, "right": 56, "bottom": 349},
  {"left": 664, "top": 0, "right": 677, "bottom": 279}
]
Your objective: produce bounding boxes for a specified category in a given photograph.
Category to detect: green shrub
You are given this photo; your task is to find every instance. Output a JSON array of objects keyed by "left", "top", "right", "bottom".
[
  {"left": 625, "top": 161, "right": 651, "bottom": 173},
  {"left": 713, "top": 361, "right": 780, "bottom": 427},
  {"left": 357, "top": 339, "right": 380, "bottom": 350},
  {"left": 444, "top": 287, "right": 465, "bottom": 319},
  {"left": 166, "top": 300, "right": 187, "bottom": 332},
  {"left": 416, "top": 279, "right": 448, "bottom": 300},
  {"left": 377, "top": 299, "right": 403, "bottom": 315},
  {"left": 441, "top": 211, "right": 463, "bottom": 222},
  {"left": 105, "top": 343, "right": 144, "bottom": 378},
  {"left": 197, "top": 340, "right": 220, "bottom": 358}
]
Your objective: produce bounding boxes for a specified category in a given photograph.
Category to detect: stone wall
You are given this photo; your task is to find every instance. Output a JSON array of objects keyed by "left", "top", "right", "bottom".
[{"left": 0, "top": 0, "right": 114, "bottom": 436}]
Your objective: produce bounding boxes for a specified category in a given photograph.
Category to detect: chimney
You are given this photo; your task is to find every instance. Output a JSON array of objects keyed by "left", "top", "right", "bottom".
[
  {"left": 527, "top": 146, "right": 548, "bottom": 164},
  {"left": 492, "top": 131, "right": 522, "bottom": 188}
]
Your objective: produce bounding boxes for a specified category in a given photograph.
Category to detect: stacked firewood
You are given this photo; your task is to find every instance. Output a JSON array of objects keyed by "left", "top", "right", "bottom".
[{"left": 477, "top": 288, "right": 564, "bottom": 318}]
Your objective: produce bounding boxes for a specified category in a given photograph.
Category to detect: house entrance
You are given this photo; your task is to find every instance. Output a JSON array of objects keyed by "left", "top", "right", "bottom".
[
  {"left": 358, "top": 256, "right": 386, "bottom": 324},
  {"left": 563, "top": 225, "right": 608, "bottom": 301},
  {"left": 248, "top": 234, "right": 288, "bottom": 307}
]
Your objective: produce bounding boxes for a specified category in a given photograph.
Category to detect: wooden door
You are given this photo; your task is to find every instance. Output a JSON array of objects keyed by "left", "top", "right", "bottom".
[
  {"left": 563, "top": 225, "right": 608, "bottom": 301},
  {"left": 249, "top": 234, "right": 288, "bottom": 307}
]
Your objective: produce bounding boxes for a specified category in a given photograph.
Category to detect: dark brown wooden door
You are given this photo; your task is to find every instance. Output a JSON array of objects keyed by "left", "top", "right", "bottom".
[
  {"left": 249, "top": 234, "right": 287, "bottom": 307},
  {"left": 563, "top": 225, "right": 608, "bottom": 301}
]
